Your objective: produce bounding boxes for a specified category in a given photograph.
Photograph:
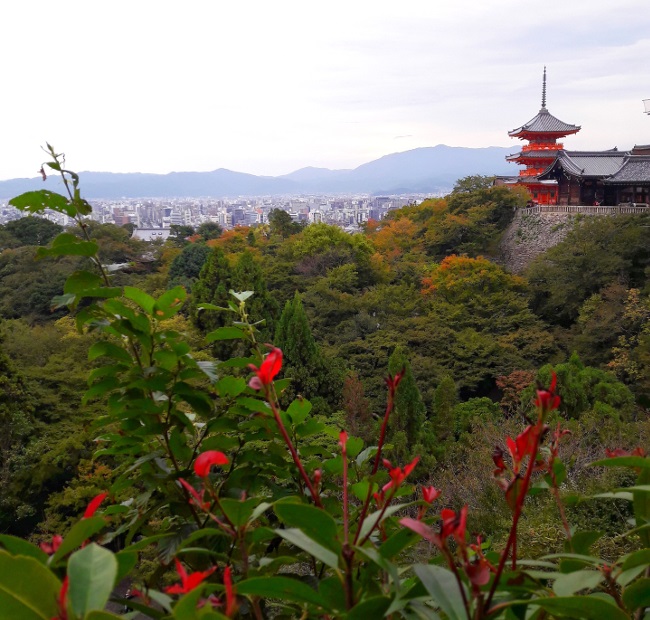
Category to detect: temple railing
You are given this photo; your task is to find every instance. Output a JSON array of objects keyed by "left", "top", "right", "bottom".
[{"left": 520, "top": 204, "right": 649, "bottom": 216}]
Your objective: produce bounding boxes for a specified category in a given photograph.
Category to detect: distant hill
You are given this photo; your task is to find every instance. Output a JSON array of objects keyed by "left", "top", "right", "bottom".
[{"left": 0, "top": 145, "right": 516, "bottom": 199}]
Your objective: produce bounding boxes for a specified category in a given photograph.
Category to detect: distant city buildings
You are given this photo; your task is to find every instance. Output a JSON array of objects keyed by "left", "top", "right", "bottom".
[{"left": 0, "top": 192, "right": 433, "bottom": 232}]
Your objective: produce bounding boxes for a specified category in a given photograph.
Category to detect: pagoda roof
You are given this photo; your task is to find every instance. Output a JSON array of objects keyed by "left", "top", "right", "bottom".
[
  {"left": 506, "top": 150, "right": 560, "bottom": 161},
  {"left": 538, "top": 149, "right": 628, "bottom": 179},
  {"left": 604, "top": 156, "right": 650, "bottom": 184},
  {"left": 509, "top": 107, "right": 580, "bottom": 138}
]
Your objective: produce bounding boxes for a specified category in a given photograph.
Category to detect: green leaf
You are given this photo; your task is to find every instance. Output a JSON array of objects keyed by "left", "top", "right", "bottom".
[
  {"left": 37, "top": 232, "right": 98, "bottom": 257},
  {"left": 617, "top": 565, "right": 646, "bottom": 587},
  {"left": 356, "top": 446, "right": 378, "bottom": 468},
  {"left": 286, "top": 398, "right": 312, "bottom": 425},
  {"left": 276, "top": 528, "right": 340, "bottom": 569},
  {"left": 64, "top": 270, "right": 103, "bottom": 294},
  {"left": 622, "top": 577, "right": 650, "bottom": 610},
  {"left": 634, "top": 467, "right": 650, "bottom": 547},
  {"left": 531, "top": 595, "right": 630, "bottom": 620},
  {"left": 230, "top": 290, "right": 254, "bottom": 302},
  {"left": 51, "top": 517, "right": 106, "bottom": 562},
  {"left": 83, "top": 377, "right": 120, "bottom": 404},
  {"left": 9, "top": 190, "right": 75, "bottom": 216},
  {"left": 347, "top": 596, "right": 392, "bottom": 619},
  {"left": 205, "top": 326, "right": 246, "bottom": 342},
  {"left": 358, "top": 504, "right": 409, "bottom": 541},
  {"left": 351, "top": 480, "right": 375, "bottom": 502},
  {"left": 219, "top": 498, "right": 260, "bottom": 527},
  {"left": 567, "top": 531, "right": 603, "bottom": 556},
  {"left": 346, "top": 436, "right": 364, "bottom": 458},
  {"left": 0, "top": 535, "right": 48, "bottom": 564},
  {"left": 541, "top": 553, "right": 601, "bottom": 566},
  {"left": 153, "top": 286, "right": 187, "bottom": 320},
  {"left": 86, "top": 612, "right": 126, "bottom": 619},
  {"left": 216, "top": 376, "right": 246, "bottom": 398},
  {"left": 237, "top": 576, "right": 328, "bottom": 608},
  {"left": 622, "top": 548, "right": 650, "bottom": 571},
  {"left": 124, "top": 286, "right": 156, "bottom": 314},
  {"left": 590, "top": 456, "right": 650, "bottom": 469},
  {"left": 274, "top": 502, "right": 341, "bottom": 554},
  {"left": 553, "top": 570, "right": 604, "bottom": 596},
  {"left": 88, "top": 341, "right": 133, "bottom": 364},
  {"left": 68, "top": 543, "right": 118, "bottom": 618},
  {"left": 379, "top": 527, "right": 419, "bottom": 559},
  {"left": 0, "top": 550, "right": 61, "bottom": 619},
  {"left": 414, "top": 564, "right": 468, "bottom": 620}
]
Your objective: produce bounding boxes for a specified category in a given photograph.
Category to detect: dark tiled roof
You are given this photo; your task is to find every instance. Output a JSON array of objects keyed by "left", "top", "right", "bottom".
[
  {"left": 605, "top": 156, "right": 650, "bottom": 184},
  {"left": 539, "top": 150, "right": 628, "bottom": 178},
  {"left": 507, "top": 150, "right": 560, "bottom": 160},
  {"left": 509, "top": 107, "right": 580, "bottom": 137}
]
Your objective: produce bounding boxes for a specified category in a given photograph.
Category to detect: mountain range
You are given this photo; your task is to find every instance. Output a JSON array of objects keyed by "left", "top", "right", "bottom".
[{"left": 0, "top": 145, "right": 517, "bottom": 199}]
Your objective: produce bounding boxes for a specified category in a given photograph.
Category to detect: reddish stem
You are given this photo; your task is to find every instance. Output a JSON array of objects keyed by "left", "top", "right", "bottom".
[
  {"left": 353, "top": 390, "right": 395, "bottom": 545},
  {"left": 266, "top": 385, "right": 323, "bottom": 508},
  {"left": 485, "top": 422, "right": 543, "bottom": 612}
]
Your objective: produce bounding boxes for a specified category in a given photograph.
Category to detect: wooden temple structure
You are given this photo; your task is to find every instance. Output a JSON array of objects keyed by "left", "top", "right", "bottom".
[
  {"left": 502, "top": 67, "right": 580, "bottom": 204},
  {"left": 497, "top": 69, "right": 650, "bottom": 207}
]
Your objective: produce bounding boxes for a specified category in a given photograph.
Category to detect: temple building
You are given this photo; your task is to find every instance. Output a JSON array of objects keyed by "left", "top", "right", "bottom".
[
  {"left": 501, "top": 68, "right": 581, "bottom": 204},
  {"left": 537, "top": 146, "right": 650, "bottom": 205},
  {"left": 497, "top": 69, "right": 650, "bottom": 207}
]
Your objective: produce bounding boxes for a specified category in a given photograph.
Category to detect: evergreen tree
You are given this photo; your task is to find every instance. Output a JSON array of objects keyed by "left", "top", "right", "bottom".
[
  {"left": 190, "top": 247, "right": 233, "bottom": 333},
  {"left": 433, "top": 375, "right": 457, "bottom": 443},
  {"left": 168, "top": 243, "right": 212, "bottom": 290},
  {"left": 275, "top": 292, "right": 337, "bottom": 411},
  {"left": 387, "top": 346, "right": 431, "bottom": 466},
  {"left": 231, "top": 251, "right": 279, "bottom": 342}
]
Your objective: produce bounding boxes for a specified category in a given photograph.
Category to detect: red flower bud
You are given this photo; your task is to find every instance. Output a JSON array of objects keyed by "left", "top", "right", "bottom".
[
  {"left": 83, "top": 492, "right": 108, "bottom": 519},
  {"left": 440, "top": 505, "right": 467, "bottom": 544},
  {"left": 194, "top": 451, "right": 229, "bottom": 478},
  {"left": 248, "top": 347, "right": 282, "bottom": 390},
  {"left": 421, "top": 486, "right": 441, "bottom": 504},
  {"left": 535, "top": 370, "right": 561, "bottom": 412},
  {"left": 39, "top": 534, "right": 63, "bottom": 555},
  {"left": 165, "top": 558, "right": 216, "bottom": 595}
]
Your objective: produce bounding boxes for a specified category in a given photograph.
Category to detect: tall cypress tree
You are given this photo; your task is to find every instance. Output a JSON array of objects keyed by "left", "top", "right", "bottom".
[
  {"left": 433, "top": 375, "right": 457, "bottom": 443},
  {"left": 387, "top": 346, "right": 429, "bottom": 466},
  {"left": 190, "top": 247, "right": 233, "bottom": 333},
  {"left": 231, "top": 251, "right": 279, "bottom": 343},
  {"left": 275, "top": 292, "right": 337, "bottom": 411},
  {"left": 431, "top": 375, "right": 458, "bottom": 455}
]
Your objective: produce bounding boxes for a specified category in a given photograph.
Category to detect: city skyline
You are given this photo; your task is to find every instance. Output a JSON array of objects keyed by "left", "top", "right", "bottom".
[{"left": 2, "top": 0, "right": 649, "bottom": 181}]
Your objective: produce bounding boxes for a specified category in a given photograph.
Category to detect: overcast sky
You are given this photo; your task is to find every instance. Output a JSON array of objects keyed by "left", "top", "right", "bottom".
[{"left": 2, "top": 0, "right": 649, "bottom": 180}]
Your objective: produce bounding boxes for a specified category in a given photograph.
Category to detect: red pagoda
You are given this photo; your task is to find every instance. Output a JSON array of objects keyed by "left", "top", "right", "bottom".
[{"left": 505, "top": 68, "right": 581, "bottom": 204}]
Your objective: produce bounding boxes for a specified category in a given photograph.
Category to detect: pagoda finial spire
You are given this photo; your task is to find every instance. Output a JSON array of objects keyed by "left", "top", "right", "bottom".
[{"left": 541, "top": 66, "right": 547, "bottom": 109}]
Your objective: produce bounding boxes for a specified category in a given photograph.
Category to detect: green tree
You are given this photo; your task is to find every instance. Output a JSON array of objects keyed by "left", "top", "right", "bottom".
[
  {"left": 275, "top": 292, "right": 338, "bottom": 411},
  {"left": 527, "top": 353, "right": 636, "bottom": 420},
  {"left": 452, "top": 174, "right": 496, "bottom": 194},
  {"left": 2, "top": 216, "right": 63, "bottom": 246},
  {"left": 268, "top": 208, "right": 302, "bottom": 238},
  {"left": 0, "top": 339, "right": 37, "bottom": 533},
  {"left": 231, "top": 251, "right": 279, "bottom": 341},
  {"left": 168, "top": 242, "right": 212, "bottom": 290},
  {"left": 169, "top": 224, "right": 196, "bottom": 246},
  {"left": 527, "top": 214, "right": 650, "bottom": 326},
  {"left": 387, "top": 346, "right": 428, "bottom": 464},
  {"left": 432, "top": 374, "right": 457, "bottom": 443},
  {"left": 196, "top": 221, "right": 223, "bottom": 241},
  {"left": 190, "top": 246, "right": 233, "bottom": 333}
]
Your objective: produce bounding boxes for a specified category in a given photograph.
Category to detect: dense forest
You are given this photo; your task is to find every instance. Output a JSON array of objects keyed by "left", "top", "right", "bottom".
[{"left": 1, "top": 169, "right": 649, "bottom": 619}]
